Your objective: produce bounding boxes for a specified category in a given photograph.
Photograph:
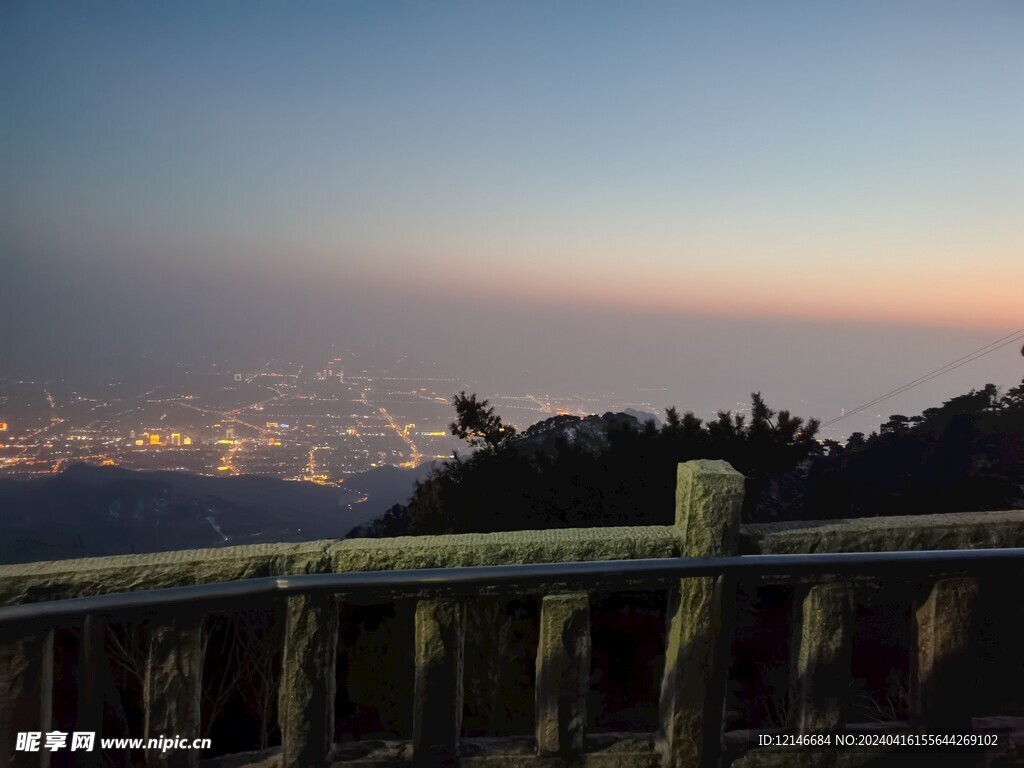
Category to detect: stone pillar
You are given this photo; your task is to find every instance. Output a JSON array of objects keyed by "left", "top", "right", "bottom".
[
  {"left": 658, "top": 460, "right": 744, "bottom": 768},
  {"left": 143, "top": 612, "right": 204, "bottom": 768},
  {"left": 413, "top": 599, "right": 465, "bottom": 768},
  {"left": 790, "top": 583, "right": 855, "bottom": 733},
  {"left": 76, "top": 615, "right": 105, "bottom": 736},
  {"left": 911, "top": 577, "right": 980, "bottom": 730},
  {"left": 535, "top": 593, "right": 590, "bottom": 758},
  {"left": 0, "top": 626, "right": 54, "bottom": 768},
  {"left": 279, "top": 594, "right": 338, "bottom": 768},
  {"left": 75, "top": 615, "right": 108, "bottom": 768}
]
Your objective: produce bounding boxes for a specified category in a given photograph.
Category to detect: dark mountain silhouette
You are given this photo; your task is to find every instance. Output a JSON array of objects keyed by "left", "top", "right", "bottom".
[{"left": 0, "top": 461, "right": 433, "bottom": 564}]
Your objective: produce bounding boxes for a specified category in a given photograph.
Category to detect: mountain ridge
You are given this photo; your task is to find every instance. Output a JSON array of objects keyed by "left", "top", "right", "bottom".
[{"left": 0, "top": 461, "right": 433, "bottom": 564}]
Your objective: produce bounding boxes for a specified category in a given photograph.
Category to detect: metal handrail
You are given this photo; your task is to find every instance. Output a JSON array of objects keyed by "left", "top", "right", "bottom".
[{"left": 2, "top": 546, "right": 1023, "bottom": 625}]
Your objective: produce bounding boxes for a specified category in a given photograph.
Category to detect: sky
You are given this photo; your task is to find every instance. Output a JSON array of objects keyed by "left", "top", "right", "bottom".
[{"left": 2, "top": 1, "right": 1022, "bottom": 434}]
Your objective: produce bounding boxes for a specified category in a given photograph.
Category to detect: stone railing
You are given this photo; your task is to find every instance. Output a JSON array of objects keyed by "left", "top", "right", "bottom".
[{"left": 1, "top": 459, "right": 1023, "bottom": 768}]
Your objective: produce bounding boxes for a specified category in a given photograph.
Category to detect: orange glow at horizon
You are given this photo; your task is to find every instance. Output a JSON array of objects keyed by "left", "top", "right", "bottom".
[{"left": 350, "top": 255, "right": 1022, "bottom": 332}]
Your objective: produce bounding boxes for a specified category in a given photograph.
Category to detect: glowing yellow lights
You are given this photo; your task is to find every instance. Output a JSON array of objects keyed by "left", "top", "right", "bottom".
[
  {"left": 183, "top": 437, "right": 192, "bottom": 445},
  {"left": 0, "top": 422, "right": 7, "bottom": 432},
  {"left": 135, "top": 439, "right": 144, "bottom": 446},
  {"left": 149, "top": 434, "right": 161, "bottom": 445},
  {"left": 217, "top": 466, "right": 231, "bottom": 471}
]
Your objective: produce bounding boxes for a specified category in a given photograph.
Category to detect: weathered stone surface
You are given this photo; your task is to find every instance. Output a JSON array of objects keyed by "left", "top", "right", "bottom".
[
  {"left": 535, "top": 594, "right": 590, "bottom": 757},
  {"left": 200, "top": 747, "right": 280, "bottom": 768},
  {"left": 911, "top": 577, "right": 980, "bottom": 729},
  {"left": 659, "top": 460, "right": 744, "bottom": 768},
  {"left": 4, "top": 461, "right": 1022, "bottom": 768},
  {"left": 729, "top": 745, "right": 903, "bottom": 768},
  {"left": 674, "top": 460, "right": 745, "bottom": 555},
  {"left": 330, "top": 527, "right": 679, "bottom": 573},
  {"left": 279, "top": 594, "right": 339, "bottom": 768},
  {"left": 0, "top": 527, "right": 679, "bottom": 608},
  {"left": 747, "top": 510, "right": 1024, "bottom": 554},
  {"left": 791, "top": 583, "right": 855, "bottom": 733},
  {"left": 76, "top": 613, "right": 107, "bottom": 756},
  {"left": 144, "top": 612, "right": 204, "bottom": 768},
  {"left": 0, "top": 541, "right": 333, "bottom": 605},
  {"left": 3, "top": 508, "right": 1015, "bottom": 606},
  {"left": 0, "top": 626, "right": 54, "bottom": 768},
  {"left": 730, "top": 741, "right": 906, "bottom": 768},
  {"left": 972, "top": 716, "right": 1024, "bottom": 768},
  {"left": 575, "top": 758, "right": 660, "bottom": 768},
  {"left": 413, "top": 599, "right": 465, "bottom": 767},
  {"left": 729, "top": 746, "right": 836, "bottom": 768}
]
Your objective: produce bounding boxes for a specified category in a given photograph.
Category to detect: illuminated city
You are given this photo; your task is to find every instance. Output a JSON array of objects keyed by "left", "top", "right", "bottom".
[{"left": 0, "top": 354, "right": 662, "bottom": 484}]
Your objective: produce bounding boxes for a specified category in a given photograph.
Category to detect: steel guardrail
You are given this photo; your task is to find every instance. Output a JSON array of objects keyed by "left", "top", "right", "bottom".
[{"left": 2, "top": 547, "right": 1023, "bottom": 625}]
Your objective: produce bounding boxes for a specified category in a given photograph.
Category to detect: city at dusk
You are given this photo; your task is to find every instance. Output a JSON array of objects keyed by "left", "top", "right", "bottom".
[
  {"left": 3, "top": 3, "right": 1022, "bottom": 424},
  {"left": 2, "top": 3, "right": 1024, "bottom": 767}
]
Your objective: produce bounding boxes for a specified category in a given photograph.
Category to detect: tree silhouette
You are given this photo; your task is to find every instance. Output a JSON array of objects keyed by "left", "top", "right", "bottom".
[
  {"left": 449, "top": 391, "right": 516, "bottom": 452},
  {"left": 348, "top": 380, "right": 1024, "bottom": 538}
]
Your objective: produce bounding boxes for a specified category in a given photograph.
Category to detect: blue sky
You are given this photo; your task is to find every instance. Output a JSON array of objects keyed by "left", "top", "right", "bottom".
[{"left": 2, "top": 2, "right": 1022, "bottom": 427}]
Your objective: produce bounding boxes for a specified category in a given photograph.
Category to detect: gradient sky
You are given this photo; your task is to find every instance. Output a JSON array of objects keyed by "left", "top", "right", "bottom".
[{"left": 2, "top": 2, "right": 1022, "bottom": 432}]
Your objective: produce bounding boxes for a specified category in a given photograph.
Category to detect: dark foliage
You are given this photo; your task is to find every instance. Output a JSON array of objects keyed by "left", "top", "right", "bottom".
[
  {"left": 355, "top": 391, "right": 821, "bottom": 535},
  {"left": 796, "top": 381, "right": 1024, "bottom": 519},
  {"left": 355, "top": 380, "right": 1024, "bottom": 536}
]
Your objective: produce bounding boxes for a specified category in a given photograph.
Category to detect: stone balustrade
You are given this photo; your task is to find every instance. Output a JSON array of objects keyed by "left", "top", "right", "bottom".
[{"left": 1, "top": 460, "right": 1023, "bottom": 768}]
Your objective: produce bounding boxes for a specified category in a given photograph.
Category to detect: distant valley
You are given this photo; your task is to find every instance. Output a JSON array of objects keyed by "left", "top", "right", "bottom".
[{"left": 0, "top": 461, "right": 433, "bottom": 564}]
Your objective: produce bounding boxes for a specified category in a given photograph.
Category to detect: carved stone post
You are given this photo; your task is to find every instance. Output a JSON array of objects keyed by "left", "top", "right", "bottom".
[
  {"left": 279, "top": 594, "right": 338, "bottom": 768},
  {"left": 75, "top": 614, "right": 110, "bottom": 768},
  {"left": 535, "top": 593, "right": 590, "bottom": 758},
  {"left": 413, "top": 598, "right": 465, "bottom": 767},
  {"left": 77, "top": 615, "right": 106, "bottom": 737},
  {"left": 911, "top": 577, "right": 980, "bottom": 730},
  {"left": 790, "top": 583, "right": 855, "bottom": 733},
  {"left": 0, "top": 625, "right": 54, "bottom": 768},
  {"left": 659, "top": 460, "right": 744, "bottom": 768},
  {"left": 143, "top": 612, "right": 204, "bottom": 768}
]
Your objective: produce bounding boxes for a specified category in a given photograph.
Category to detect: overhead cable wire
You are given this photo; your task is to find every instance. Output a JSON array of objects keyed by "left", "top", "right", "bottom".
[{"left": 820, "top": 328, "right": 1024, "bottom": 430}]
